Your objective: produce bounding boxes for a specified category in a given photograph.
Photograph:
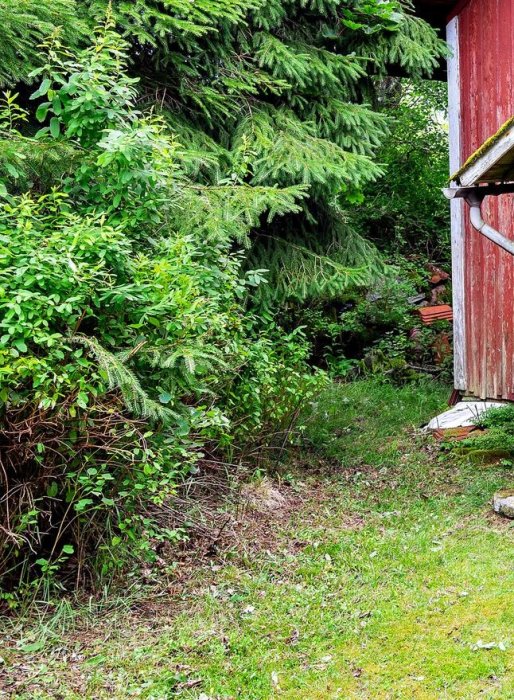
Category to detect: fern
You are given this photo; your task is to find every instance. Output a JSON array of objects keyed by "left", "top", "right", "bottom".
[{"left": 143, "top": 343, "right": 224, "bottom": 374}]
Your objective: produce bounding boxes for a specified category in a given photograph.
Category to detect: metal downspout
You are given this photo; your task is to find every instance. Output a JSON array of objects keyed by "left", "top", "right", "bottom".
[
  {"left": 443, "top": 186, "right": 514, "bottom": 256},
  {"left": 465, "top": 189, "right": 514, "bottom": 256}
]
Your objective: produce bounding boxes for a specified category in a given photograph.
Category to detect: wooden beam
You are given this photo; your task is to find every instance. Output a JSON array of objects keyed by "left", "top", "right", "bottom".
[
  {"left": 454, "top": 123, "right": 514, "bottom": 186},
  {"left": 447, "top": 15, "right": 467, "bottom": 391}
]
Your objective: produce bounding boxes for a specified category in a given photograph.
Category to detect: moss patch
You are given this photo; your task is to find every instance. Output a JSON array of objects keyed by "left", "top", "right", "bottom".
[{"left": 451, "top": 116, "right": 514, "bottom": 184}]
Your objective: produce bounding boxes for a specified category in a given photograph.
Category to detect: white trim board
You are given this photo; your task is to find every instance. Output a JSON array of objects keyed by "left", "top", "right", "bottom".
[
  {"left": 455, "top": 124, "right": 514, "bottom": 186},
  {"left": 447, "top": 16, "right": 467, "bottom": 391},
  {"left": 427, "top": 401, "right": 507, "bottom": 430}
]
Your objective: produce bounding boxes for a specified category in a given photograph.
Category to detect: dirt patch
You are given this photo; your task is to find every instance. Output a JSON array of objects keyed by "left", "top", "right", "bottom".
[
  {"left": 235, "top": 478, "right": 305, "bottom": 553},
  {"left": 240, "top": 478, "right": 289, "bottom": 513},
  {"left": 0, "top": 471, "right": 352, "bottom": 699}
]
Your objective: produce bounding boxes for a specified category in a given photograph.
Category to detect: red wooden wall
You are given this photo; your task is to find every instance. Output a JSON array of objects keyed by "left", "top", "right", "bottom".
[{"left": 457, "top": 0, "right": 514, "bottom": 398}]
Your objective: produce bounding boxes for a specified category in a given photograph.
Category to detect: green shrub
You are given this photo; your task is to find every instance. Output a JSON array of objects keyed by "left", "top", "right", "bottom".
[
  {"left": 356, "top": 79, "right": 450, "bottom": 262},
  {"left": 0, "top": 22, "right": 323, "bottom": 599}
]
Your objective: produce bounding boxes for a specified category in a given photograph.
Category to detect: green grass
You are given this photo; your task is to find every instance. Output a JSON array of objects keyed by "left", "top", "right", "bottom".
[{"left": 4, "top": 378, "right": 514, "bottom": 699}]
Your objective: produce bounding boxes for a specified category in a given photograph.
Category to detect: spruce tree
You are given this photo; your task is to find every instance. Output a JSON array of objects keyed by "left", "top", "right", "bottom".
[
  {"left": 1, "top": 0, "right": 446, "bottom": 303},
  {"left": 0, "top": 1, "right": 84, "bottom": 85},
  {"left": 88, "top": 0, "right": 446, "bottom": 303}
]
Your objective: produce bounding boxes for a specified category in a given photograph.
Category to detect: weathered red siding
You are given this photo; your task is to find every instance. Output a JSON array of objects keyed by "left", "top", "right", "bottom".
[{"left": 458, "top": 0, "right": 514, "bottom": 398}]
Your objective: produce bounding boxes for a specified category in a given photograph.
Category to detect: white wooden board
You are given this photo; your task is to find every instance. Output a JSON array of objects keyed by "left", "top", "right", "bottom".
[{"left": 426, "top": 401, "right": 507, "bottom": 430}]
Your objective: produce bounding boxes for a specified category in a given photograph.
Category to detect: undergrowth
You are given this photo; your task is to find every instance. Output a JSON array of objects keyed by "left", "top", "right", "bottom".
[
  {"left": 0, "top": 21, "right": 325, "bottom": 603},
  {"left": 6, "top": 379, "right": 514, "bottom": 699}
]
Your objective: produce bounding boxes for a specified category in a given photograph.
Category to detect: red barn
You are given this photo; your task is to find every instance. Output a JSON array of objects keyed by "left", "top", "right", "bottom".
[{"left": 417, "top": 0, "right": 514, "bottom": 400}]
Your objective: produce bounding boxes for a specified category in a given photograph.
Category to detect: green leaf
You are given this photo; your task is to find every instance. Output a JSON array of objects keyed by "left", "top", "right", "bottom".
[
  {"left": 342, "top": 19, "right": 363, "bottom": 30},
  {"left": 20, "top": 640, "right": 45, "bottom": 653},
  {"left": 47, "top": 482, "right": 58, "bottom": 498},
  {"left": 62, "top": 544, "right": 74, "bottom": 555},
  {"left": 50, "top": 117, "right": 60, "bottom": 138},
  {"left": 35, "top": 102, "right": 51, "bottom": 122},
  {"left": 75, "top": 498, "right": 94, "bottom": 512},
  {"left": 175, "top": 417, "right": 191, "bottom": 437},
  {"left": 76, "top": 391, "right": 89, "bottom": 409},
  {"left": 35, "top": 126, "right": 50, "bottom": 139},
  {"left": 30, "top": 78, "right": 51, "bottom": 100},
  {"left": 5, "top": 163, "right": 19, "bottom": 179},
  {"left": 13, "top": 339, "right": 27, "bottom": 353},
  {"left": 85, "top": 654, "right": 107, "bottom": 666},
  {"left": 52, "top": 96, "right": 63, "bottom": 116}
]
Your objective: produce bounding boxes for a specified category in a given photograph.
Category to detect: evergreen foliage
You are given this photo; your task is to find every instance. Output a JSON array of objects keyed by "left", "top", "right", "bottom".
[
  {"left": 106, "top": 0, "right": 445, "bottom": 303},
  {"left": 0, "top": 1, "right": 84, "bottom": 86}
]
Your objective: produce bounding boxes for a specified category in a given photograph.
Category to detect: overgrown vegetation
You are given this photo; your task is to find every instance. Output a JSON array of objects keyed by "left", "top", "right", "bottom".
[
  {"left": 0, "top": 1, "right": 449, "bottom": 600},
  {"left": 357, "top": 79, "right": 450, "bottom": 261},
  {"left": 276, "top": 77, "right": 451, "bottom": 375}
]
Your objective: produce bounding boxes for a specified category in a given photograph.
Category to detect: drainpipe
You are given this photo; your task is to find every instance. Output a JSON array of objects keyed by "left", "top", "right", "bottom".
[{"left": 443, "top": 184, "right": 514, "bottom": 256}]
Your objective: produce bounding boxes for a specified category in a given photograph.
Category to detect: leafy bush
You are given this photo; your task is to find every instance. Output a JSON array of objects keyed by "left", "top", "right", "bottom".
[
  {"left": 356, "top": 79, "right": 450, "bottom": 262},
  {"left": 280, "top": 254, "right": 452, "bottom": 381},
  {"left": 224, "top": 325, "right": 327, "bottom": 447},
  {"left": 0, "top": 23, "right": 323, "bottom": 599}
]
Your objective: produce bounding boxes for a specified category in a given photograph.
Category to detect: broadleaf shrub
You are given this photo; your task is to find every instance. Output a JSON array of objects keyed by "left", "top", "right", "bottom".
[{"left": 0, "top": 23, "right": 325, "bottom": 598}]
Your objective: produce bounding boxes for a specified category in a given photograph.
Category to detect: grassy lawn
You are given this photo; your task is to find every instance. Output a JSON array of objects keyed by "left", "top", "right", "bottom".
[{"left": 4, "top": 379, "right": 514, "bottom": 699}]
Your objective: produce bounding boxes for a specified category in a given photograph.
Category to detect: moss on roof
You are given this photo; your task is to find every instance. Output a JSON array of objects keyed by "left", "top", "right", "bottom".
[{"left": 451, "top": 116, "right": 514, "bottom": 184}]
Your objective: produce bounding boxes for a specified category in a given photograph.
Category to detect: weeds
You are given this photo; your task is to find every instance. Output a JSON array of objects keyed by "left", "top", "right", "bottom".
[{"left": 7, "top": 380, "right": 514, "bottom": 699}]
